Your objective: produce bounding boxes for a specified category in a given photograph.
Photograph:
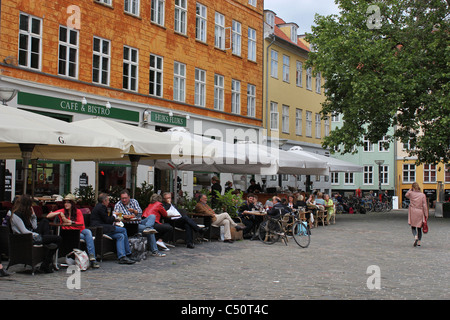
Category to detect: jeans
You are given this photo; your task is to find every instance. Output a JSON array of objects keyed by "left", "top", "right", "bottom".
[
  {"left": 106, "top": 226, "right": 131, "bottom": 259},
  {"left": 80, "top": 229, "right": 96, "bottom": 257},
  {"left": 139, "top": 215, "right": 158, "bottom": 253}
]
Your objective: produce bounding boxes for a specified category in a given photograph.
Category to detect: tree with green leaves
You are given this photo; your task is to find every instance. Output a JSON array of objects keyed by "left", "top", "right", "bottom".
[{"left": 305, "top": 0, "right": 449, "bottom": 165}]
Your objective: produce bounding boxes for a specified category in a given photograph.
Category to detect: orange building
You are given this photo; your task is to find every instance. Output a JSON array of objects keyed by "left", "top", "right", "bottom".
[{"left": 0, "top": 0, "right": 264, "bottom": 197}]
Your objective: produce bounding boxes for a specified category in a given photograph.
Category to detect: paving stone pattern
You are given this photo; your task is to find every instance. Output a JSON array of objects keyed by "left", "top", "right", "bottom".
[{"left": 1, "top": 210, "right": 449, "bottom": 300}]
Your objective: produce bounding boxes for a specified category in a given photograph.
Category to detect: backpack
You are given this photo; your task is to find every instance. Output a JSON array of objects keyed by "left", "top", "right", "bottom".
[
  {"left": 128, "top": 234, "right": 148, "bottom": 262},
  {"left": 66, "top": 248, "right": 90, "bottom": 271}
]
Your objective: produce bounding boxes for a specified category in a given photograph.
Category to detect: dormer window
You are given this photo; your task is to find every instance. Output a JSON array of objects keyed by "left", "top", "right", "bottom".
[
  {"left": 266, "top": 11, "right": 275, "bottom": 28},
  {"left": 290, "top": 25, "right": 297, "bottom": 43}
]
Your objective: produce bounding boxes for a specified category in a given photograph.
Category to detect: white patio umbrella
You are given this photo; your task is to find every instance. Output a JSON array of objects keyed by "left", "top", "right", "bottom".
[
  {"left": 70, "top": 118, "right": 212, "bottom": 197},
  {"left": 288, "top": 146, "right": 363, "bottom": 173},
  {"left": 0, "top": 106, "right": 127, "bottom": 194}
]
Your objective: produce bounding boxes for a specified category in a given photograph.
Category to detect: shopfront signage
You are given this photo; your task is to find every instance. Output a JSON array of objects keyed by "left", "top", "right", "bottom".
[
  {"left": 151, "top": 111, "right": 186, "bottom": 127},
  {"left": 17, "top": 92, "right": 139, "bottom": 122}
]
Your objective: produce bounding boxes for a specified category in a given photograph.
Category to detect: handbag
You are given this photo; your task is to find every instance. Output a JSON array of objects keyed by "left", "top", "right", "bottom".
[
  {"left": 66, "top": 249, "right": 90, "bottom": 271},
  {"left": 423, "top": 218, "right": 428, "bottom": 234}
]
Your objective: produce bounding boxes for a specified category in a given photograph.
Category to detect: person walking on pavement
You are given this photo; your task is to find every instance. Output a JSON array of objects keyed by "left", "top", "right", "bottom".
[{"left": 405, "top": 182, "right": 429, "bottom": 247}]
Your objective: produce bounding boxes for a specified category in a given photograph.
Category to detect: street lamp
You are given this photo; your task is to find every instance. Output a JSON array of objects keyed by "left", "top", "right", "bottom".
[
  {"left": 0, "top": 87, "right": 19, "bottom": 105},
  {"left": 374, "top": 160, "right": 385, "bottom": 195}
]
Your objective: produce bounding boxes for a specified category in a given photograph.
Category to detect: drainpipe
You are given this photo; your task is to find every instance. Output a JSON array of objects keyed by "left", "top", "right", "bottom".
[{"left": 265, "top": 34, "right": 276, "bottom": 145}]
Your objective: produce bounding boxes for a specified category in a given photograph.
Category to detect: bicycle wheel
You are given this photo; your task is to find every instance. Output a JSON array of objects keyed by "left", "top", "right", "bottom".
[
  {"left": 292, "top": 221, "right": 310, "bottom": 248},
  {"left": 258, "top": 220, "right": 281, "bottom": 245}
]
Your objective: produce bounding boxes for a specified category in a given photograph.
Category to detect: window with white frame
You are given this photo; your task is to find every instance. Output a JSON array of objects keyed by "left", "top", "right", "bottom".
[
  {"left": 290, "top": 26, "right": 297, "bottom": 43},
  {"left": 58, "top": 26, "right": 79, "bottom": 78},
  {"left": 270, "top": 102, "right": 278, "bottom": 130},
  {"left": 151, "top": 0, "right": 165, "bottom": 25},
  {"left": 282, "top": 55, "right": 290, "bottom": 82},
  {"left": 248, "top": 0, "right": 257, "bottom": 6},
  {"left": 324, "top": 117, "right": 330, "bottom": 137},
  {"left": 214, "top": 74, "right": 224, "bottom": 111},
  {"left": 173, "top": 61, "right": 186, "bottom": 102},
  {"left": 271, "top": 49, "right": 278, "bottom": 78},
  {"left": 296, "top": 61, "right": 303, "bottom": 87},
  {"left": 18, "top": 13, "right": 42, "bottom": 70},
  {"left": 295, "top": 108, "right": 302, "bottom": 136},
  {"left": 149, "top": 54, "right": 163, "bottom": 97},
  {"left": 194, "top": 68, "right": 206, "bottom": 107},
  {"left": 306, "top": 111, "right": 312, "bottom": 137},
  {"left": 265, "top": 11, "right": 274, "bottom": 27},
  {"left": 92, "top": 37, "right": 110, "bottom": 85},
  {"left": 378, "top": 136, "right": 390, "bottom": 152},
  {"left": 445, "top": 164, "right": 450, "bottom": 183},
  {"left": 282, "top": 105, "right": 290, "bottom": 133},
  {"left": 331, "top": 112, "right": 340, "bottom": 122},
  {"left": 215, "top": 12, "right": 225, "bottom": 49},
  {"left": 125, "top": 0, "right": 140, "bottom": 16},
  {"left": 174, "top": 0, "right": 187, "bottom": 34},
  {"left": 331, "top": 172, "right": 339, "bottom": 185},
  {"left": 315, "top": 72, "right": 321, "bottom": 93},
  {"left": 231, "top": 79, "right": 241, "bottom": 114},
  {"left": 196, "top": 3, "right": 207, "bottom": 42},
  {"left": 403, "top": 164, "right": 416, "bottom": 183},
  {"left": 232, "top": 20, "right": 241, "bottom": 56},
  {"left": 247, "top": 84, "right": 256, "bottom": 117},
  {"left": 97, "top": 0, "right": 112, "bottom": 5},
  {"left": 364, "top": 165, "right": 374, "bottom": 185},
  {"left": 315, "top": 113, "right": 321, "bottom": 138},
  {"left": 363, "top": 136, "right": 373, "bottom": 152},
  {"left": 381, "top": 165, "right": 389, "bottom": 185},
  {"left": 306, "top": 67, "right": 312, "bottom": 90},
  {"left": 344, "top": 172, "right": 354, "bottom": 185},
  {"left": 423, "top": 164, "right": 436, "bottom": 183},
  {"left": 248, "top": 28, "right": 256, "bottom": 61},
  {"left": 123, "top": 46, "right": 138, "bottom": 91}
]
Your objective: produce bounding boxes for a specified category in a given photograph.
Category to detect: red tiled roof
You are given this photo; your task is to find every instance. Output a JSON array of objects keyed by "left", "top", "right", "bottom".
[{"left": 272, "top": 15, "right": 310, "bottom": 52}]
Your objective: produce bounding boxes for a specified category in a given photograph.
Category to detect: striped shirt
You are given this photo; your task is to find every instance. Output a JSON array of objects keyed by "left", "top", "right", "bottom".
[{"left": 113, "top": 199, "right": 142, "bottom": 217}]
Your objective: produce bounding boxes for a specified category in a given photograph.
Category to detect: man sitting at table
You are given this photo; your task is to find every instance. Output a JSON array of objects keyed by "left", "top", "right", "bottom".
[
  {"left": 195, "top": 194, "right": 245, "bottom": 243},
  {"left": 162, "top": 192, "right": 208, "bottom": 249},
  {"left": 267, "top": 196, "right": 290, "bottom": 218},
  {"left": 90, "top": 193, "right": 135, "bottom": 265},
  {"left": 238, "top": 193, "right": 259, "bottom": 238},
  {"left": 114, "top": 189, "right": 142, "bottom": 219}
]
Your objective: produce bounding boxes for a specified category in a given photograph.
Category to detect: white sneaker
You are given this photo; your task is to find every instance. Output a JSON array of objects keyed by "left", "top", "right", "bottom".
[{"left": 157, "top": 240, "right": 170, "bottom": 251}]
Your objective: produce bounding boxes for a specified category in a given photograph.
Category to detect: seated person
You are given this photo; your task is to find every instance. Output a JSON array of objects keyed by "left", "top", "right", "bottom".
[
  {"left": 238, "top": 193, "right": 257, "bottom": 237},
  {"left": 113, "top": 189, "right": 142, "bottom": 218},
  {"left": 162, "top": 192, "right": 208, "bottom": 249},
  {"left": 315, "top": 192, "right": 326, "bottom": 211},
  {"left": 90, "top": 193, "right": 135, "bottom": 265},
  {"left": 267, "top": 196, "right": 290, "bottom": 218},
  {"left": 195, "top": 194, "right": 245, "bottom": 243},
  {"left": 9, "top": 194, "right": 62, "bottom": 273},
  {"left": 142, "top": 194, "right": 173, "bottom": 252},
  {"left": 247, "top": 179, "right": 262, "bottom": 193},
  {"left": 46, "top": 194, "right": 99, "bottom": 268}
]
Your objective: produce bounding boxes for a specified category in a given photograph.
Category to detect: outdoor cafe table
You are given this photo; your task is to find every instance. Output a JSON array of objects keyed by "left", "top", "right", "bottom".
[{"left": 241, "top": 210, "right": 267, "bottom": 240}]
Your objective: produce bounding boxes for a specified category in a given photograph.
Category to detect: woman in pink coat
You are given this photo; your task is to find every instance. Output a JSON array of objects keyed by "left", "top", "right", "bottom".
[{"left": 405, "top": 182, "right": 429, "bottom": 247}]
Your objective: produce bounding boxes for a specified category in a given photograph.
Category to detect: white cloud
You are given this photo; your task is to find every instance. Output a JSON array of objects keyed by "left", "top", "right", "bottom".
[{"left": 264, "top": 0, "right": 339, "bottom": 34}]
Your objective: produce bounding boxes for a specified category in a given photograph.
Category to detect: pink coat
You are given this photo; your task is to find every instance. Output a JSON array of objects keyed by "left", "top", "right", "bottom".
[{"left": 405, "top": 190, "right": 428, "bottom": 228}]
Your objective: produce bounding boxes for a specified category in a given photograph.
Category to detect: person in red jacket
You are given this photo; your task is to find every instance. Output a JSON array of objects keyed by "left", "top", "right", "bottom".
[
  {"left": 47, "top": 194, "right": 100, "bottom": 268},
  {"left": 142, "top": 194, "right": 173, "bottom": 251}
]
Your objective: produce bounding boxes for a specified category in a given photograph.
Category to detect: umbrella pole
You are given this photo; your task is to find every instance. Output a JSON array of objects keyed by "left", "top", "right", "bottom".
[
  {"left": 19, "top": 144, "right": 35, "bottom": 195},
  {"left": 95, "top": 160, "right": 99, "bottom": 202},
  {"left": 31, "top": 159, "right": 37, "bottom": 199},
  {"left": 128, "top": 155, "right": 141, "bottom": 199}
]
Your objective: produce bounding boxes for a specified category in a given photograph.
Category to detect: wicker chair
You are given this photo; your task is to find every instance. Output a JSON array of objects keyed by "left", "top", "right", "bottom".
[{"left": 7, "top": 232, "right": 45, "bottom": 275}]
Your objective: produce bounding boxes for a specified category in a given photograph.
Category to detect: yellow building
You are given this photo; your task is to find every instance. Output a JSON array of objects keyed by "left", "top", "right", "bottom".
[
  {"left": 263, "top": 10, "right": 329, "bottom": 191},
  {"left": 396, "top": 141, "right": 450, "bottom": 206}
]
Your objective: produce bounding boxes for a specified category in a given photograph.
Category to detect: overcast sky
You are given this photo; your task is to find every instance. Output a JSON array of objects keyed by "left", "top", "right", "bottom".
[{"left": 264, "top": 0, "right": 340, "bottom": 34}]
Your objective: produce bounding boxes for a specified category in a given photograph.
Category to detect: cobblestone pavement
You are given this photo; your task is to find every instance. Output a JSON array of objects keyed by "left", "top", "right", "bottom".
[{"left": 1, "top": 209, "right": 449, "bottom": 301}]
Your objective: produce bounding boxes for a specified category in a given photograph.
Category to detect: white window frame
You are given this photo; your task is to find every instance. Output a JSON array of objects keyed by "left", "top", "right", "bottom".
[
  {"left": 271, "top": 49, "right": 278, "bottom": 78},
  {"left": 151, "top": 0, "right": 165, "bottom": 25},
  {"left": 290, "top": 25, "right": 297, "bottom": 43},
  {"left": 344, "top": 172, "right": 355, "bottom": 185},
  {"left": 58, "top": 25, "right": 79, "bottom": 79},
  {"left": 18, "top": 13, "right": 42, "bottom": 70},
  {"left": 316, "top": 72, "right": 321, "bottom": 94},
  {"left": 306, "top": 67, "right": 312, "bottom": 90},
  {"left": 295, "top": 108, "right": 302, "bottom": 136},
  {"left": 378, "top": 136, "right": 390, "bottom": 152},
  {"left": 125, "top": 0, "right": 140, "bottom": 16},
  {"left": 248, "top": 28, "right": 256, "bottom": 61},
  {"left": 331, "top": 112, "right": 340, "bottom": 122},
  {"left": 282, "top": 105, "right": 289, "bottom": 133},
  {"left": 324, "top": 117, "right": 330, "bottom": 137},
  {"left": 232, "top": 20, "right": 241, "bottom": 56},
  {"left": 231, "top": 79, "right": 241, "bottom": 114},
  {"left": 270, "top": 102, "right": 279, "bottom": 131},
  {"left": 149, "top": 54, "right": 163, "bottom": 97},
  {"left": 296, "top": 61, "right": 303, "bottom": 87},
  {"left": 123, "top": 46, "right": 139, "bottom": 92},
  {"left": 247, "top": 84, "right": 256, "bottom": 117},
  {"left": 173, "top": 61, "right": 186, "bottom": 102},
  {"left": 363, "top": 137, "right": 374, "bottom": 152},
  {"left": 403, "top": 164, "right": 416, "bottom": 183},
  {"left": 445, "top": 164, "right": 450, "bottom": 183},
  {"left": 331, "top": 172, "right": 339, "bottom": 185},
  {"left": 195, "top": 68, "right": 206, "bottom": 107},
  {"left": 248, "top": 0, "right": 257, "bottom": 6},
  {"left": 364, "top": 165, "right": 374, "bottom": 185},
  {"left": 214, "top": 74, "right": 224, "bottom": 111},
  {"left": 423, "top": 164, "right": 437, "bottom": 183},
  {"left": 315, "top": 113, "right": 321, "bottom": 139},
  {"left": 97, "top": 0, "right": 112, "bottom": 5},
  {"left": 174, "top": 0, "right": 187, "bottom": 34},
  {"left": 92, "top": 36, "right": 111, "bottom": 86},
  {"left": 215, "top": 12, "right": 225, "bottom": 50},
  {"left": 381, "top": 165, "right": 389, "bottom": 185},
  {"left": 196, "top": 3, "right": 207, "bottom": 42},
  {"left": 282, "top": 55, "right": 290, "bottom": 82},
  {"left": 306, "top": 111, "right": 312, "bottom": 137}
]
